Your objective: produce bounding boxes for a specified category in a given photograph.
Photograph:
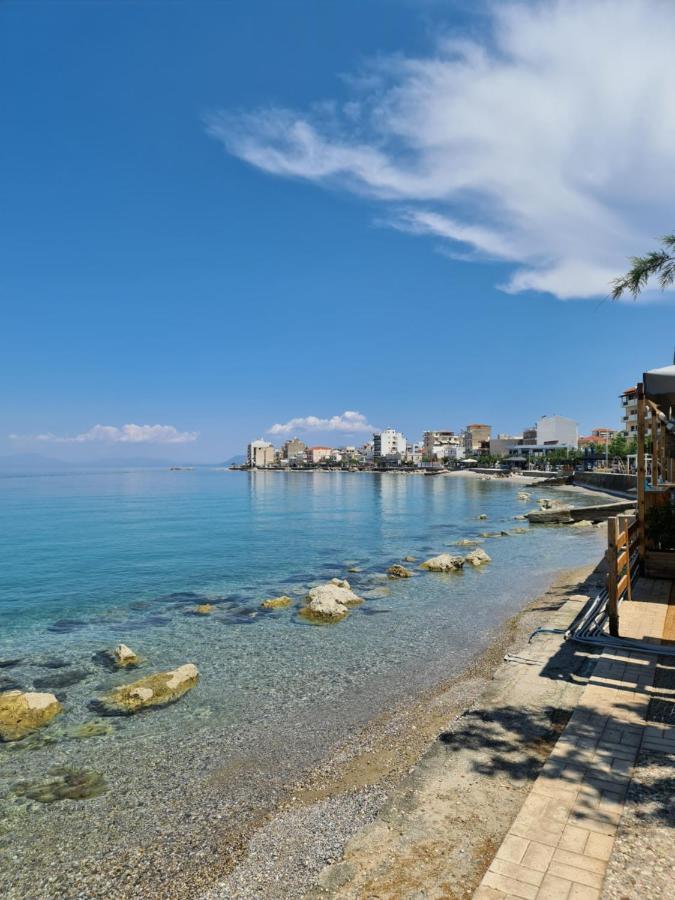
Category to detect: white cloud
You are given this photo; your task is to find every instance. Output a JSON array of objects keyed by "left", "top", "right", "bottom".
[
  {"left": 10, "top": 424, "right": 198, "bottom": 444},
  {"left": 268, "top": 410, "right": 376, "bottom": 435},
  {"left": 207, "top": 0, "right": 675, "bottom": 300}
]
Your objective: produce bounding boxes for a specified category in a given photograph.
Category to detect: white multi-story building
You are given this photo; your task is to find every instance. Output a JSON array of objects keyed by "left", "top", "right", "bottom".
[
  {"left": 536, "top": 415, "right": 578, "bottom": 449},
  {"left": 247, "top": 439, "right": 275, "bottom": 468},
  {"left": 373, "top": 428, "right": 407, "bottom": 459}
]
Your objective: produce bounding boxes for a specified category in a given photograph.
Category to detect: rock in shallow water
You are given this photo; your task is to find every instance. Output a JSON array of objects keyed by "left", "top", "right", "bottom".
[
  {"left": 420, "top": 554, "right": 465, "bottom": 572},
  {"left": 33, "top": 668, "right": 91, "bottom": 690},
  {"left": 0, "top": 690, "right": 62, "bottom": 742},
  {"left": 260, "top": 596, "right": 293, "bottom": 609},
  {"left": 387, "top": 565, "right": 412, "bottom": 578},
  {"left": 13, "top": 766, "right": 107, "bottom": 802},
  {"left": 299, "top": 582, "right": 363, "bottom": 623},
  {"left": 464, "top": 548, "right": 492, "bottom": 567},
  {"left": 92, "top": 664, "right": 199, "bottom": 715}
]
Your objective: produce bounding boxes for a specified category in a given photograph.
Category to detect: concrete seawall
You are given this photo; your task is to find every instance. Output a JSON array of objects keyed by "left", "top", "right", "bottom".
[{"left": 573, "top": 471, "right": 637, "bottom": 495}]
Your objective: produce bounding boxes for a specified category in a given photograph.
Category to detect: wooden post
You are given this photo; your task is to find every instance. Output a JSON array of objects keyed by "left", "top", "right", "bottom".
[
  {"left": 618, "top": 514, "right": 632, "bottom": 604},
  {"left": 650, "top": 409, "right": 658, "bottom": 486},
  {"left": 607, "top": 516, "right": 619, "bottom": 636},
  {"left": 637, "top": 383, "right": 646, "bottom": 564}
]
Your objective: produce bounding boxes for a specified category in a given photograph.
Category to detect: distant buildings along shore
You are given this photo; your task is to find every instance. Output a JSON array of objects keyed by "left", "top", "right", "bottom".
[{"left": 242, "top": 412, "right": 608, "bottom": 470}]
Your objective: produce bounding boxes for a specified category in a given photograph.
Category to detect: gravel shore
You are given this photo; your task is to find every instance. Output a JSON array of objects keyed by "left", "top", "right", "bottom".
[{"left": 204, "top": 561, "right": 606, "bottom": 899}]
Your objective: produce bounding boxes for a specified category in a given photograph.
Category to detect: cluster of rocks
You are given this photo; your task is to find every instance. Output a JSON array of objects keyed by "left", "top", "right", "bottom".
[
  {"left": 420, "top": 547, "right": 491, "bottom": 572},
  {"left": 0, "top": 642, "right": 200, "bottom": 746}
]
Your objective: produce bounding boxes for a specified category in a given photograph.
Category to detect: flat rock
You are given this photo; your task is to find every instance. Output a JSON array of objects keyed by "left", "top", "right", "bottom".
[
  {"left": 93, "top": 664, "right": 199, "bottom": 716},
  {"left": 0, "top": 690, "right": 63, "bottom": 742},
  {"left": 420, "top": 554, "right": 465, "bottom": 572},
  {"left": 527, "top": 507, "right": 573, "bottom": 524},
  {"left": 260, "top": 596, "right": 293, "bottom": 609}
]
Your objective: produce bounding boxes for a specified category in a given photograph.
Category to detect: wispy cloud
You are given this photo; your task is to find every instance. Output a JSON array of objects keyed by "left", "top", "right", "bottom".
[
  {"left": 207, "top": 0, "right": 675, "bottom": 300},
  {"left": 10, "top": 424, "right": 199, "bottom": 444},
  {"left": 268, "top": 410, "right": 376, "bottom": 436}
]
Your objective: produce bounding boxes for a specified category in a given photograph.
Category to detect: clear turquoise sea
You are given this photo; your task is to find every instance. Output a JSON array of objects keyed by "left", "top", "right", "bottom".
[{"left": 0, "top": 469, "right": 605, "bottom": 897}]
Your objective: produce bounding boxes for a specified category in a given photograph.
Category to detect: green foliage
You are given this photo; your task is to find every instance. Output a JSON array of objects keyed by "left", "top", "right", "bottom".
[
  {"left": 612, "top": 233, "right": 675, "bottom": 299},
  {"left": 646, "top": 503, "right": 675, "bottom": 551}
]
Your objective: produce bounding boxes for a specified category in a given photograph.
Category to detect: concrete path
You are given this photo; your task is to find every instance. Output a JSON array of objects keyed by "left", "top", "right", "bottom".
[{"left": 474, "top": 578, "right": 674, "bottom": 900}]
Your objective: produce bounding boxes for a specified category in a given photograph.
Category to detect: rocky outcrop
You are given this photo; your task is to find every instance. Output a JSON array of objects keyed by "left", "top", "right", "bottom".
[
  {"left": 464, "top": 548, "right": 491, "bottom": 567},
  {"left": 420, "top": 554, "right": 465, "bottom": 572},
  {"left": 527, "top": 506, "right": 573, "bottom": 524},
  {"left": 299, "top": 581, "right": 363, "bottom": 623},
  {"left": 570, "top": 520, "right": 593, "bottom": 528},
  {"left": 478, "top": 514, "right": 488, "bottom": 520},
  {"left": 403, "top": 555, "right": 417, "bottom": 562},
  {"left": 261, "top": 595, "right": 293, "bottom": 609},
  {"left": 0, "top": 690, "right": 63, "bottom": 742},
  {"left": 93, "top": 664, "right": 199, "bottom": 716},
  {"left": 110, "top": 644, "right": 141, "bottom": 668},
  {"left": 517, "top": 492, "right": 530, "bottom": 501},
  {"left": 387, "top": 565, "right": 412, "bottom": 578}
]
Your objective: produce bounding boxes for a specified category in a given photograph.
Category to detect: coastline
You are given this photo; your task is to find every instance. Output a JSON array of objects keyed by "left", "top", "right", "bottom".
[
  {"left": 205, "top": 560, "right": 606, "bottom": 899},
  {"left": 0, "top": 474, "right": 616, "bottom": 899}
]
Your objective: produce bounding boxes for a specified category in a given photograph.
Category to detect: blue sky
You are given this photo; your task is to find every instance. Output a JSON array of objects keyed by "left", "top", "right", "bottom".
[{"left": 2, "top": 0, "right": 675, "bottom": 462}]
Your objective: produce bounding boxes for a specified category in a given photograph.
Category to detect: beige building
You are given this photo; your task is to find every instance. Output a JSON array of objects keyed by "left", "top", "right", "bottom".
[
  {"left": 282, "top": 437, "right": 306, "bottom": 462},
  {"left": 306, "top": 446, "right": 333, "bottom": 464},
  {"left": 621, "top": 386, "right": 638, "bottom": 437},
  {"left": 490, "top": 433, "right": 522, "bottom": 456},
  {"left": 247, "top": 439, "right": 275, "bottom": 468},
  {"left": 463, "top": 423, "right": 492, "bottom": 453},
  {"left": 423, "top": 430, "right": 456, "bottom": 461}
]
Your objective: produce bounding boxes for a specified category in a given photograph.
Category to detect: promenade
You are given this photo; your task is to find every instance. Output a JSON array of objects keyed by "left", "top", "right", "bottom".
[{"left": 475, "top": 577, "right": 675, "bottom": 899}]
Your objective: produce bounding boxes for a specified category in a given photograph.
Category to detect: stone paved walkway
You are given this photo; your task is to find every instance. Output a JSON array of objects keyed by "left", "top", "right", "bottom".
[{"left": 474, "top": 578, "right": 675, "bottom": 900}]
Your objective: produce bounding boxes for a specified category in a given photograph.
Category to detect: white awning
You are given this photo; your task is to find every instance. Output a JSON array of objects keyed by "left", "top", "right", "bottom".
[{"left": 644, "top": 365, "right": 675, "bottom": 405}]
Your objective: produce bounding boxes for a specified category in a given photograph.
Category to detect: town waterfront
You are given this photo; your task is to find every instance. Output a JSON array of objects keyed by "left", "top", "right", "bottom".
[{"left": 0, "top": 468, "right": 606, "bottom": 897}]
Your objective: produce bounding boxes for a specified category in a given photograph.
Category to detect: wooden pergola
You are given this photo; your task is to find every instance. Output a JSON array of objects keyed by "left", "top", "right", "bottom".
[{"left": 606, "top": 366, "right": 675, "bottom": 636}]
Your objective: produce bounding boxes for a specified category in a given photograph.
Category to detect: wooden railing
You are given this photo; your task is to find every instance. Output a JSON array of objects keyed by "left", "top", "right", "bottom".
[{"left": 606, "top": 513, "right": 638, "bottom": 637}]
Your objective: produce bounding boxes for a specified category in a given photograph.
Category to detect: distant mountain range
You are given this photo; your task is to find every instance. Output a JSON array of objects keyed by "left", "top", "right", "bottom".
[{"left": 218, "top": 455, "right": 246, "bottom": 466}]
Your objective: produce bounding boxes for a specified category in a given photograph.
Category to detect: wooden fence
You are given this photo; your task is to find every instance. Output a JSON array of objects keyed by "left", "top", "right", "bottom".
[{"left": 606, "top": 514, "right": 638, "bottom": 637}]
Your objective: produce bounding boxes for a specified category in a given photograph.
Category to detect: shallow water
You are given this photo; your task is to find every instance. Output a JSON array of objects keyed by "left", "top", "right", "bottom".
[{"left": 0, "top": 469, "right": 605, "bottom": 896}]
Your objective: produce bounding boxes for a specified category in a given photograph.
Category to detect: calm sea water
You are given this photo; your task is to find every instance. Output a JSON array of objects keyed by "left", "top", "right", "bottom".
[{"left": 0, "top": 469, "right": 605, "bottom": 896}]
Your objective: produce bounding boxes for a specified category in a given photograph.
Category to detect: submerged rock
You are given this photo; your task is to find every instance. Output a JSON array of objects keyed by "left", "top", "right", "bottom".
[
  {"left": 0, "top": 691, "right": 63, "bottom": 742},
  {"left": 517, "top": 492, "right": 531, "bottom": 500},
  {"left": 13, "top": 766, "right": 107, "bottom": 803},
  {"left": 570, "top": 519, "right": 593, "bottom": 528},
  {"left": 387, "top": 565, "right": 412, "bottom": 578},
  {"left": 0, "top": 658, "right": 22, "bottom": 669},
  {"left": 260, "top": 595, "right": 293, "bottom": 609},
  {"left": 420, "top": 554, "right": 465, "bottom": 573},
  {"left": 403, "top": 555, "right": 417, "bottom": 562},
  {"left": 347, "top": 566, "right": 361, "bottom": 573},
  {"left": 93, "top": 664, "right": 199, "bottom": 716},
  {"left": 478, "top": 514, "right": 488, "bottom": 520},
  {"left": 513, "top": 514, "right": 527, "bottom": 520},
  {"left": 33, "top": 668, "right": 90, "bottom": 690},
  {"left": 193, "top": 604, "right": 215, "bottom": 615},
  {"left": 464, "top": 548, "right": 492, "bottom": 567},
  {"left": 455, "top": 538, "right": 481, "bottom": 547},
  {"left": 511, "top": 527, "right": 528, "bottom": 534},
  {"left": 65, "top": 720, "right": 114, "bottom": 739}
]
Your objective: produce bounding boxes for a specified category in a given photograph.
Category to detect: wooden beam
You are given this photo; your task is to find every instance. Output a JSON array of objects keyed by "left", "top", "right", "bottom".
[
  {"left": 637, "top": 383, "right": 646, "bottom": 564},
  {"left": 607, "top": 516, "right": 619, "bottom": 637}
]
